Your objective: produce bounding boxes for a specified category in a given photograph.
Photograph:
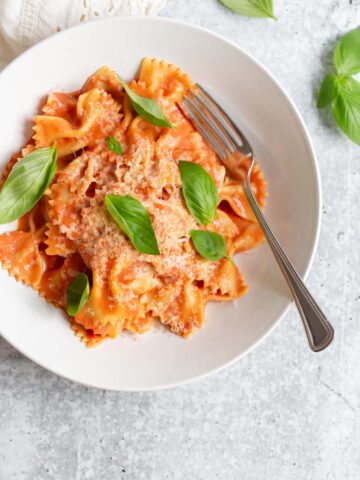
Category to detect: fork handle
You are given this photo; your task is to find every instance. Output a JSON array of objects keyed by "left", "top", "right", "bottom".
[{"left": 243, "top": 180, "right": 334, "bottom": 352}]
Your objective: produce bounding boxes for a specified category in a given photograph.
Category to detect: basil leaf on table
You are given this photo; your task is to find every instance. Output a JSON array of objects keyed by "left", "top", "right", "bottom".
[
  {"left": 317, "top": 75, "right": 339, "bottom": 108},
  {"left": 107, "top": 136, "right": 123, "bottom": 155},
  {"left": 334, "top": 27, "right": 360, "bottom": 76},
  {"left": 66, "top": 273, "right": 90, "bottom": 316},
  {"left": 190, "top": 229, "right": 229, "bottom": 261},
  {"left": 117, "top": 75, "right": 176, "bottom": 128},
  {"left": 332, "top": 77, "right": 360, "bottom": 146},
  {"left": 318, "top": 27, "right": 360, "bottom": 146},
  {"left": 179, "top": 160, "right": 219, "bottom": 226},
  {"left": 0, "top": 146, "right": 57, "bottom": 224},
  {"left": 220, "top": 0, "right": 277, "bottom": 20},
  {"left": 105, "top": 194, "right": 160, "bottom": 255}
]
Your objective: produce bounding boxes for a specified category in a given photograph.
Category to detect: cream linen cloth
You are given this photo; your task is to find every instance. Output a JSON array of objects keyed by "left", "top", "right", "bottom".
[{"left": 0, "top": 0, "right": 165, "bottom": 68}]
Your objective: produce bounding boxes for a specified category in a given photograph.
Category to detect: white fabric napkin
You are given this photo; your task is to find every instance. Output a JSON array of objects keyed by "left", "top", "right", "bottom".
[{"left": 0, "top": 0, "right": 165, "bottom": 68}]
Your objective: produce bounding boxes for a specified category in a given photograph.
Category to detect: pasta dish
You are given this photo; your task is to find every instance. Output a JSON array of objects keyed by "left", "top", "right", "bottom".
[{"left": 0, "top": 58, "right": 266, "bottom": 346}]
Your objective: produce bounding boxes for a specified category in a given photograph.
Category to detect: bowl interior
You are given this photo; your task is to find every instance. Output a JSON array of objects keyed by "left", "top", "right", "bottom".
[{"left": 0, "top": 17, "right": 320, "bottom": 390}]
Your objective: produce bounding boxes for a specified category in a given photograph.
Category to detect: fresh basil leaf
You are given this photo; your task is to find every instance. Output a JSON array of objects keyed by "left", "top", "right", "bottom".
[
  {"left": 0, "top": 146, "right": 57, "bottom": 224},
  {"left": 107, "top": 136, "right": 123, "bottom": 155},
  {"left": 331, "top": 76, "right": 360, "bottom": 146},
  {"left": 66, "top": 273, "right": 90, "bottom": 316},
  {"left": 190, "top": 229, "right": 228, "bottom": 261},
  {"left": 334, "top": 27, "right": 360, "bottom": 76},
  {"left": 317, "top": 74, "right": 339, "bottom": 108},
  {"left": 179, "top": 160, "right": 219, "bottom": 226},
  {"left": 117, "top": 75, "right": 175, "bottom": 128},
  {"left": 105, "top": 194, "right": 160, "bottom": 255},
  {"left": 220, "top": 0, "right": 276, "bottom": 19}
]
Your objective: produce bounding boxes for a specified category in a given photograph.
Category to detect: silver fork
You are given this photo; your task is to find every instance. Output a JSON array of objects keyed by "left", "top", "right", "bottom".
[{"left": 179, "top": 85, "right": 334, "bottom": 352}]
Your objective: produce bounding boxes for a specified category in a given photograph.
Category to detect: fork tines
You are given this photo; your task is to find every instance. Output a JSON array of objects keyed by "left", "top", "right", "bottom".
[{"left": 179, "top": 84, "right": 253, "bottom": 161}]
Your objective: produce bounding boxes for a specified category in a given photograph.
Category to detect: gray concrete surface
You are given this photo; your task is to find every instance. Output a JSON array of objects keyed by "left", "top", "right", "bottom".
[{"left": 1, "top": 0, "right": 360, "bottom": 478}]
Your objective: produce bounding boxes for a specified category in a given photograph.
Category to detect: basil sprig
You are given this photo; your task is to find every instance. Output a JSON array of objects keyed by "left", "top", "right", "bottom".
[
  {"left": 0, "top": 146, "right": 57, "bottom": 224},
  {"left": 105, "top": 194, "right": 160, "bottom": 255},
  {"left": 107, "top": 136, "right": 123, "bottom": 155},
  {"left": 220, "top": 0, "right": 277, "bottom": 20},
  {"left": 334, "top": 27, "right": 360, "bottom": 76},
  {"left": 190, "top": 230, "right": 230, "bottom": 261},
  {"left": 66, "top": 273, "right": 90, "bottom": 316},
  {"left": 179, "top": 160, "right": 219, "bottom": 226},
  {"left": 318, "top": 27, "right": 360, "bottom": 145},
  {"left": 117, "top": 75, "right": 175, "bottom": 128}
]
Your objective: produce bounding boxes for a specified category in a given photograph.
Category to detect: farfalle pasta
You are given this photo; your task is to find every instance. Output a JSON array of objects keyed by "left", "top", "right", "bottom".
[{"left": 0, "top": 58, "right": 266, "bottom": 346}]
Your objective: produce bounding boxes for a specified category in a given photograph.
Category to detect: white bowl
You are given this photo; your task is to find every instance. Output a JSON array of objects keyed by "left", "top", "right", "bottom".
[{"left": 0, "top": 17, "right": 321, "bottom": 391}]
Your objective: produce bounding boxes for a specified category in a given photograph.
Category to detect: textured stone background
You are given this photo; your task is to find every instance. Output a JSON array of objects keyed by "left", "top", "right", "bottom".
[{"left": 1, "top": 0, "right": 360, "bottom": 478}]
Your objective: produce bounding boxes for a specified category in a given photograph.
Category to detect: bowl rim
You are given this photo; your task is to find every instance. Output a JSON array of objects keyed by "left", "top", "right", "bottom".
[{"left": 0, "top": 15, "right": 322, "bottom": 391}]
